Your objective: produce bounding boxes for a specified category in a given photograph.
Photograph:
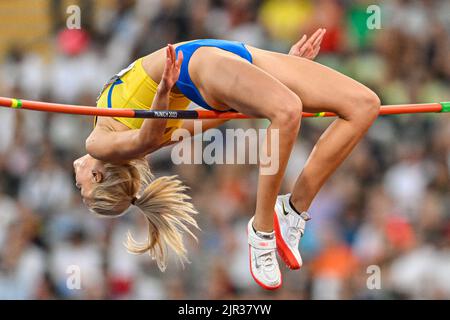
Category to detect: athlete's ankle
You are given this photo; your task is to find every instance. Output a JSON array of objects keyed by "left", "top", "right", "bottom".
[
  {"left": 252, "top": 227, "right": 275, "bottom": 240},
  {"left": 288, "top": 195, "right": 308, "bottom": 216},
  {"left": 252, "top": 220, "right": 274, "bottom": 234}
]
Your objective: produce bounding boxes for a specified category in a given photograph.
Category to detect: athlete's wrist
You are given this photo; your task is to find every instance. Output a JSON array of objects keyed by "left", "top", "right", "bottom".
[{"left": 157, "top": 83, "right": 172, "bottom": 95}]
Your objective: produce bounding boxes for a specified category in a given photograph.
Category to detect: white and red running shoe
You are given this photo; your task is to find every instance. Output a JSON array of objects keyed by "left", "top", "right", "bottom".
[
  {"left": 274, "top": 194, "right": 311, "bottom": 270},
  {"left": 247, "top": 217, "right": 282, "bottom": 290}
]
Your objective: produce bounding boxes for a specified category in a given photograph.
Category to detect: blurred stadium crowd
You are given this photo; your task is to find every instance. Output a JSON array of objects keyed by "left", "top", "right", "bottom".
[{"left": 1, "top": 0, "right": 450, "bottom": 299}]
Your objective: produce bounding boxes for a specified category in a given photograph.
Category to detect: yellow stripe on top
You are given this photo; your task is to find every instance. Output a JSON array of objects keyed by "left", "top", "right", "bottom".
[{"left": 96, "top": 58, "right": 191, "bottom": 143}]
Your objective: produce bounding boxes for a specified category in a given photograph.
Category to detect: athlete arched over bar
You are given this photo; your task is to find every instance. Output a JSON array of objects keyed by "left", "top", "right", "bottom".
[{"left": 73, "top": 30, "right": 381, "bottom": 290}]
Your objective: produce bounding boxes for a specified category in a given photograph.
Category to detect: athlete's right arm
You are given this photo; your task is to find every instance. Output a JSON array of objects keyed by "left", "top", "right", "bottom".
[
  {"left": 86, "top": 84, "right": 172, "bottom": 160},
  {"left": 86, "top": 45, "right": 183, "bottom": 161},
  {"left": 86, "top": 126, "right": 153, "bottom": 161}
]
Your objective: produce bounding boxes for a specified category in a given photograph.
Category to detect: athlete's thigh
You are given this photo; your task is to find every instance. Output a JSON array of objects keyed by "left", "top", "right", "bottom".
[
  {"left": 189, "top": 47, "right": 301, "bottom": 118},
  {"left": 246, "top": 46, "right": 376, "bottom": 115}
]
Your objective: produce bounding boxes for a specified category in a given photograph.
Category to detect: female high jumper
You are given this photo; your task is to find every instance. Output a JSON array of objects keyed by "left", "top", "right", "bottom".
[{"left": 73, "top": 29, "right": 380, "bottom": 290}]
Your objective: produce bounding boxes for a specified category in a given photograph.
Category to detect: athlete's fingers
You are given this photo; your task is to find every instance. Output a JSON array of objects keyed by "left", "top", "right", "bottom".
[
  {"left": 309, "top": 30, "right": 325, "bottom": 59},
  {"left": 165, "top": 46, "right": 173, "bottom": 67},
  {"left": 171, "top": 45, "right": 177, "bottom": 65},
  {"left": 167, "top": 44, "right": 175, "bottom": 65},
  {"left": 312, "top": 29, "right": 326, "bottom": 48},
  {"left": 295, "top": 34, "right": 307, "bottom": 49},
  {"left": 304, "top": 31, "right": 320, "bottom": 56},
  {"left": 291, "top": 35, "right": 307, "bottom": 54},
  {"left": 307, "top": 28, "right": 323, "bottom": 46},
  {"left": 297, "top": 40, "right": 308, "bottom": 56},
  {"left": 176, "top": 50, "right": 184, "bottom": 69},
  {"left": 163, "top": 59, "right": 170, "bottom": 78},
  {"left": 164, "top": 49, "right": 170, "bottom": 68},
  {"left": 306, "top": 44, "right": 315, "bottom": 58},
  {"left": 311, "top": 45, "right": 320, "bottom": 59},
  {"left": 171, "top": 45, "right": 177, "bottom": 66},
  {"left": 164, "top": 46, "right": 175, "bottom": 73}
]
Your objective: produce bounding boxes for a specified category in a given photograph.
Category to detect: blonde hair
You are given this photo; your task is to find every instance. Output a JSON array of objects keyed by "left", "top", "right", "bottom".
[{"left": 89, "top": 159, "right": 199, "bottom": 271}]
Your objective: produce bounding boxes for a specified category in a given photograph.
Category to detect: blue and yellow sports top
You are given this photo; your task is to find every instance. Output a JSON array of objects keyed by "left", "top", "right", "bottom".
[{"left": 96, "top": 39, "right": 253, "bottom": 143}]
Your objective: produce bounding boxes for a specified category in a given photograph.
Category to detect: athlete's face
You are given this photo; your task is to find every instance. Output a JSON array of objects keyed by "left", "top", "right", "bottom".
[{"left": 73, "top": 154, "right": 104, "bottom": 205}]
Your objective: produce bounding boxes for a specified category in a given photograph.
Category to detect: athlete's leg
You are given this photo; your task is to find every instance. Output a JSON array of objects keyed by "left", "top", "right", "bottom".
[
  {"left": 188, "top": 47, "right": 302, "bottom": 289},
  {"left": 190, "top": 47, "right": 303, "bottom": 233},
  {"left": 248, "top": 47, "right": 380, "bottom": 212}
]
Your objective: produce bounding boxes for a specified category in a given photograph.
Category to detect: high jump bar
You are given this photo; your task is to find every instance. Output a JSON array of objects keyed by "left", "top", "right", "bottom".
[{"left": 1, "top": 97, "right": 449, "bottom": 119}]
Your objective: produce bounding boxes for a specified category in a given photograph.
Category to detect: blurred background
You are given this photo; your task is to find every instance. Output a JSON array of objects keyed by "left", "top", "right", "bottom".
[{"left": 1, "top": 0, "right": 450, "bottom": 300}]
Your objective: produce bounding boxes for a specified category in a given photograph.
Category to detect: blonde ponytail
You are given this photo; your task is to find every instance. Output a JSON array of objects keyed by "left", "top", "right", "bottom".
[
  {"left": 89, "top": 159, "right": 199, "bottom": 271},
  {"left": 127, "top": 175, "right": 199, "bottom": 271}
]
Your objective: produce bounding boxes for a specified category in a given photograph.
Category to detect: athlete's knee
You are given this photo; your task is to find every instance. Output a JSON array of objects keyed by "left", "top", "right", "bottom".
[
  {"left": 348, "top": 88, "right": 380, "bottom": 127},
  {"left": 271, "top": 92, "right": 303, "bottom": 128},
  {"left": 362, "top": 89, "right": 381, "bottom": 120}
]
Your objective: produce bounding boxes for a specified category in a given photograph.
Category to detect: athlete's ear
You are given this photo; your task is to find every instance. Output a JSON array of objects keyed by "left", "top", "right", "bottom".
[{"left": 91, "top": 170, "right": 103, "bottom": 183}]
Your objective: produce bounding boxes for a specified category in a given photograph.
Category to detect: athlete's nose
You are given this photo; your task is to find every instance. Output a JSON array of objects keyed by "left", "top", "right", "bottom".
[{"left": 73, "top": 154, "right": 89, "bottom": 170}]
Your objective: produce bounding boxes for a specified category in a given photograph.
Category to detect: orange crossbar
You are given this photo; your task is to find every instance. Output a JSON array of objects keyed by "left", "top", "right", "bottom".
[{"left": 0, "top": 97, "right": 447, "bottom": 119}]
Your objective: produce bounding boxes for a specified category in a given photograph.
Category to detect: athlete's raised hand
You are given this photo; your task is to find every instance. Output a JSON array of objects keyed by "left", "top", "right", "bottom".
[
  {"left": 160, "top": 44, "right": 183, "bottom": 92},
  {"left": 289, "top": 28, "right": 326, "bottom": 60}
]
